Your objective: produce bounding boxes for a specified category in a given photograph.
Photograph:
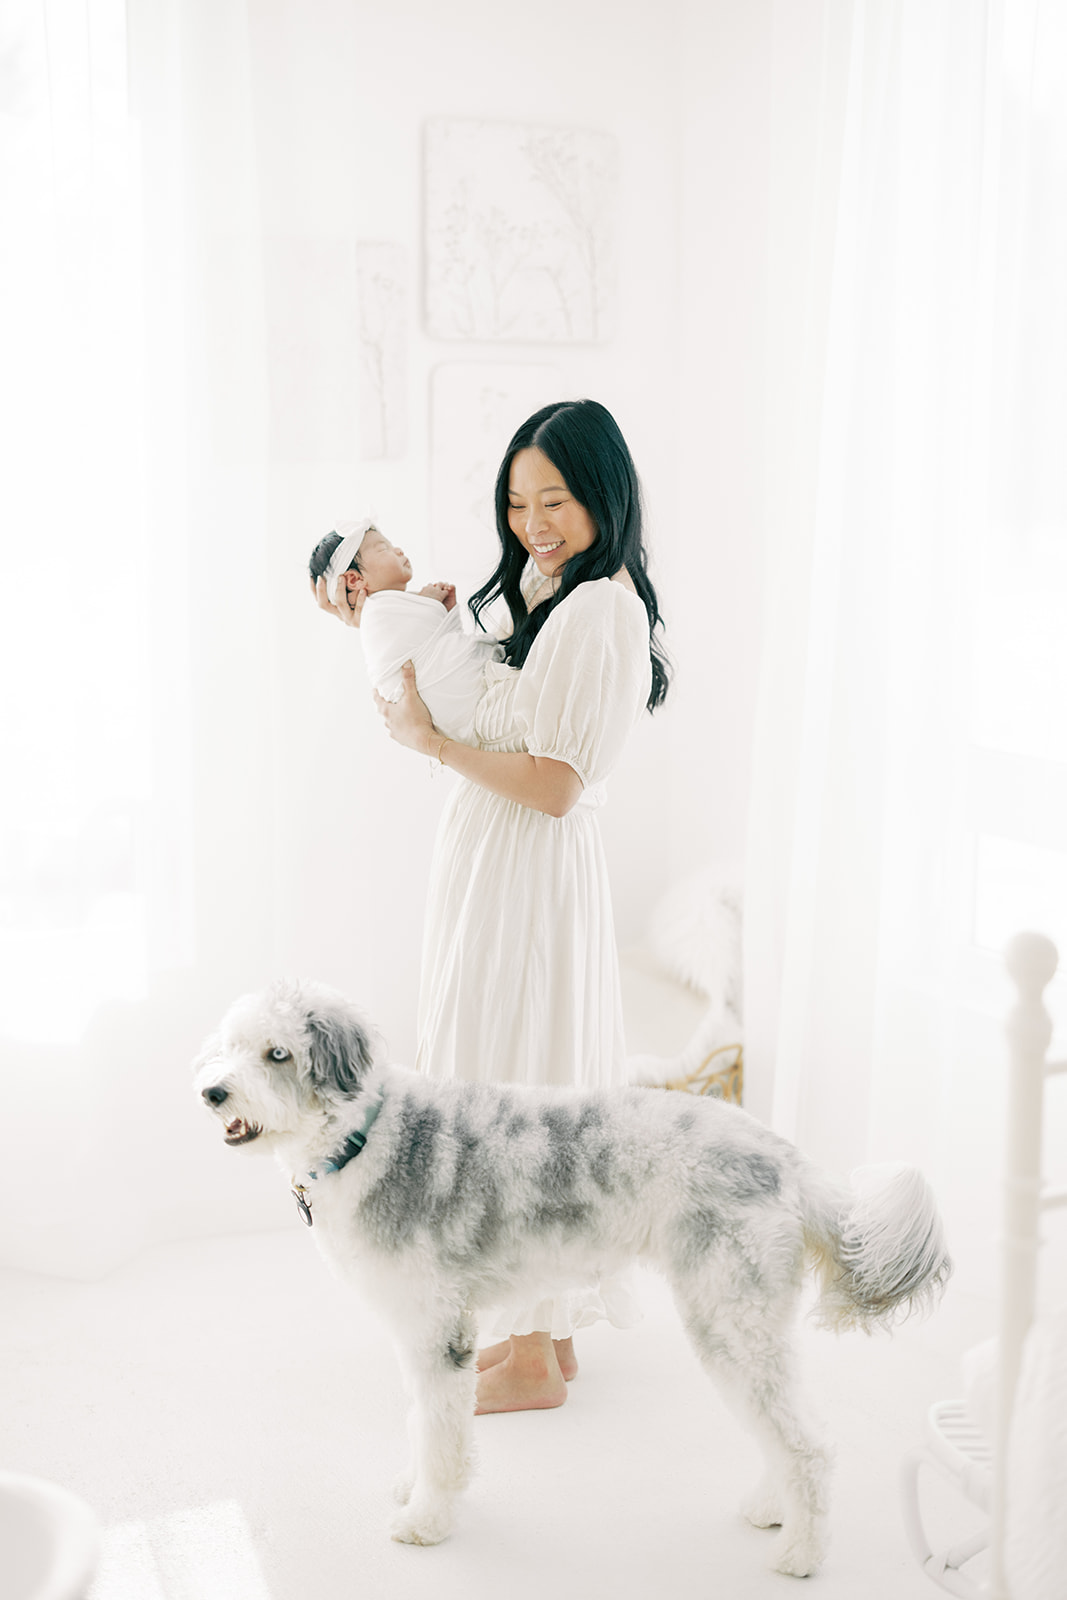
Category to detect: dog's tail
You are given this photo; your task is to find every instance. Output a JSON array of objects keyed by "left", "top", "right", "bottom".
[{"left": 799, "top": 1161, "right": 952, "bottom": 1333}]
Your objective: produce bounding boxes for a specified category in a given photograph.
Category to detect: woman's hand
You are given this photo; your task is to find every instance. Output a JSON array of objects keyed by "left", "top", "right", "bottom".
[
  {"left": 374, "top": 661, "right": 437, "bottom": 755},
  {"left": 311, "top": 573, "right": 366, "bottom": 629},
  {"left": 374, "top": 663, "right": 581, "bottom": 815}
]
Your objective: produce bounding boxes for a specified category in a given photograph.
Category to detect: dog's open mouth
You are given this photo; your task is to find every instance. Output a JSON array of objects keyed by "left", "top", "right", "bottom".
[{"left": 224, "top": 1118, "right": 262, "bottom": 1146}]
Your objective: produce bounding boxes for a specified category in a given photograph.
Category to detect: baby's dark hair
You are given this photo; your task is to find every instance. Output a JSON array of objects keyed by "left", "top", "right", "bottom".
[{"left": 308, "top": 529, "right": 363, "bottom": 584}]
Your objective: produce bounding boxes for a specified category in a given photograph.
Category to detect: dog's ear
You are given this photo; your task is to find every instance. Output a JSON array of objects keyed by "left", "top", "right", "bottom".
[{"left": 303, "top": 999, "right": 376, "bottom": 1098}]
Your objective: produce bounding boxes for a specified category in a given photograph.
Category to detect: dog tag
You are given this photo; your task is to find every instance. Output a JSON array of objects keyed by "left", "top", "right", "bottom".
[{"left": 292, "top": 1186, "right": 313, "bottom": 1227}]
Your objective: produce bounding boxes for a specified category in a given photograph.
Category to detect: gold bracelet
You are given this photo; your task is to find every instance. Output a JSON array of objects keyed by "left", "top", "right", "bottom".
[{"left": 432, "top": 734, "right": 451, "bottom": 766}]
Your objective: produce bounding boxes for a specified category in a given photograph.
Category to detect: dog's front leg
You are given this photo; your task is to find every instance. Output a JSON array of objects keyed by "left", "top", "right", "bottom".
[{"left": 389, "top": 1316, "right": 477, "bottom": 1546}]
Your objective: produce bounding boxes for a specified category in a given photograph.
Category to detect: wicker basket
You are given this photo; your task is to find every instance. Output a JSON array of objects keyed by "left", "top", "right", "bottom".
[{"left": 662, "top": 1042, "right": 744, "bottom": 1104}]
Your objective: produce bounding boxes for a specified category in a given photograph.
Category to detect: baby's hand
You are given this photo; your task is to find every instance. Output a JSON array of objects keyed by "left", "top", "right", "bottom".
[{"left": 419, "top": 581, "right": 456, "bottom": 611}]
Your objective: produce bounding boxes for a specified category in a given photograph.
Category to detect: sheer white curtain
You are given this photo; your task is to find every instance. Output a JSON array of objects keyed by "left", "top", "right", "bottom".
[
  {"left": 0, "top": 0, "right": 364, "bottom": 1273},
  {"left": 744, "top": 0, "right": 1067, "bottom": 1297},
  {"left": 1, "top": 0, "right": 152, "bottom": 1041}
]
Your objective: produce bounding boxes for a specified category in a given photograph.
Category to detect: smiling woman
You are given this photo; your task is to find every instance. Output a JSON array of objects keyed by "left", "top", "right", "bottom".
[
  {"left": 471, "top": 399, "right": 670, "bottom": 709},
  {"left": 355, "top": 398, "right": 670, "bottom": 1412},
  {"left": 506, "top": 446, "right": 599, "bottom": 590}
]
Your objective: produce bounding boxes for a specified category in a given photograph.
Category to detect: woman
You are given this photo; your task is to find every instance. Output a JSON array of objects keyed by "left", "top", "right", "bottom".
[{"left": 318, "top": 399, "right": 669, "bottom": 1412}]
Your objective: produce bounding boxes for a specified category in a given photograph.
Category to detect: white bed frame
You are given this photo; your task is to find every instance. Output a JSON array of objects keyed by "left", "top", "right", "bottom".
[{"left": 900, "top": 931, "right": 1065, "bottom": 1597}]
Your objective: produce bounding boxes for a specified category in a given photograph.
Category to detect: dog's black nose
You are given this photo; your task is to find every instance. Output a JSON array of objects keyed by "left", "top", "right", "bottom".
[{"left": 202, "top": 1085, "right": 229, "bottom": 1108}]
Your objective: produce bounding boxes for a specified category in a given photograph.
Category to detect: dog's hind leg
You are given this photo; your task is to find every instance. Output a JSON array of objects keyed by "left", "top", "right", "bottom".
[
  {"left": 389, "top": 1311, "right": 478, "bottom": 1547},
  {"left": 672, "top": 1277, "right": 832, "bottom": 1578}
]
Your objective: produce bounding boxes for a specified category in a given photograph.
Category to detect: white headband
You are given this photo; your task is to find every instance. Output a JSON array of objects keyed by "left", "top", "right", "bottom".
[{"left": 324, "top": 517, "right": 377, "bottom": 604}]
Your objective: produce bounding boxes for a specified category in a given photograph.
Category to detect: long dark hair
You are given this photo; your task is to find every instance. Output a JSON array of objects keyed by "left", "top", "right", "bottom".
[{"left": 468, "top": 399, "right": 670, "bottom": 711}]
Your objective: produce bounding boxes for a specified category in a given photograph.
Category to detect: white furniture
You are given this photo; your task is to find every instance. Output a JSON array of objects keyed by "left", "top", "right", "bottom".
[
  {"left": 0, "top": 1471, "right": 99, "bottom": 1600},
  {"left": 901, "top": 932, "right": 1065, "bottom": 1598}
]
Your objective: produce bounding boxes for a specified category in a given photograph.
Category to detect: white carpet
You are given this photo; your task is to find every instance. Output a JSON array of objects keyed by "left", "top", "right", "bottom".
[{"left": 0, "top": 1226, "right": 989, "bottom": 1600}]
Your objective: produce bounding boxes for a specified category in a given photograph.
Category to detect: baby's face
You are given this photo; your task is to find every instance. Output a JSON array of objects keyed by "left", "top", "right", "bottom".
[{"left": 355, "top": 529, "right": 412, "bottom": 594}]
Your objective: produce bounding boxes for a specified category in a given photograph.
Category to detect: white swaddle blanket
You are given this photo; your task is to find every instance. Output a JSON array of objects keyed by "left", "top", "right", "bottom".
[{"left": 360, "top": 591, "right": 504, "bottom": 745}]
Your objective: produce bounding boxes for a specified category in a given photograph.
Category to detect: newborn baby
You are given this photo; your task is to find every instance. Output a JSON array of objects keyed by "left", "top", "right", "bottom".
[{"left": 309, "top": 518, "right": 503, "bottom": 746}]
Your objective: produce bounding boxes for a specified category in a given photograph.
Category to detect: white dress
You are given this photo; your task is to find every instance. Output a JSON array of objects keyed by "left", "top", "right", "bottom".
[{"left": 415, "top": 576, "right": 652, "bottom": 1339}]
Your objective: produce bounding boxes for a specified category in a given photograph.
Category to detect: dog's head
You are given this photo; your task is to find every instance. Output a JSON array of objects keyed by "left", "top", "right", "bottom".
[{"left": 193, "top": 979, "right": 381, "bottom": 1152}]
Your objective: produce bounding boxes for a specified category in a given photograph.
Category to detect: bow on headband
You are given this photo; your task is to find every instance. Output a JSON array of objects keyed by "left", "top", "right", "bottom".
[{"left": 324, "top": 517, "right": 377, "bottom": 604}]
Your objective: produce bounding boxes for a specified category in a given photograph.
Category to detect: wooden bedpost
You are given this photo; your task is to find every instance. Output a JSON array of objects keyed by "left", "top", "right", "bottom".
[{"left": 991, "top": 932, "right": 1058, "bottom": 1598}]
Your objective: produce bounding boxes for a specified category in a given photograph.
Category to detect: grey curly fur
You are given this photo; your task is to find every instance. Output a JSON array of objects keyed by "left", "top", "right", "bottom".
[{"left": 195, "top": 980, "right": 952, "bottom": 1575}]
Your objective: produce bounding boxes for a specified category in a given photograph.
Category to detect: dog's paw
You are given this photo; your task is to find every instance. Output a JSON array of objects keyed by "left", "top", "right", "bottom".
[
  {"left": 741, "top": 1479, "right": 783, "bottom": 1529},
  {"left": 389, "top": 1499, "right": 453, "bottom": 1547},
  {"left": 742, "top": 1494, "right": 783, "bottom": 1529},
  {"left": 393, "top": 1469, "right": 415, "bottom": 1506},
  {"left": 769, "top": 1528, "right": 827, "bottom": 1579}
]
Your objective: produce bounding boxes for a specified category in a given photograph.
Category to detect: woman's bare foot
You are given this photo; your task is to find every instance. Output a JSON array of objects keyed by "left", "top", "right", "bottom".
[
  {"left": 552, "top": 1337, "right": 578, "bottom": 1381},
  {"left": 476, "top": 1339, "right": 512, "bottom": 1371},
  {"left": 477, "top": 1335, "right": 579, "bottom": 1381},
  {"left": 474, "top": 1333, "right": 568, "bottom": 1414}
]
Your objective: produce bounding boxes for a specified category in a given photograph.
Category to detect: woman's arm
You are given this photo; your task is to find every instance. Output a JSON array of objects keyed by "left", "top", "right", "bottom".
[{"left": 376, "top": 662, "right": 583, "bottom": 819}]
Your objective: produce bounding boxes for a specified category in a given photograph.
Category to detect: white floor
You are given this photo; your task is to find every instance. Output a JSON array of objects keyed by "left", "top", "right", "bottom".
[{"left": 1, "top": 1225, "right": 991, "bottom": 1600}]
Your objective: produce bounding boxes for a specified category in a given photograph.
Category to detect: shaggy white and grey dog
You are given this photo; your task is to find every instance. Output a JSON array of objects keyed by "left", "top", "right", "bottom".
[{"left": 193, "top": 979, "right": 951, "bottom": 1576}]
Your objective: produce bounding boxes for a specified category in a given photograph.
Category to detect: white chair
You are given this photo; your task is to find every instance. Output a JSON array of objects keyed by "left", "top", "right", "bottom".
[
  {"left": 900, "top": 932, "right": 1065, "bottom": 1598},
  {"left": 0, "top": 1471, "right": 99, "bottom": 1600}
]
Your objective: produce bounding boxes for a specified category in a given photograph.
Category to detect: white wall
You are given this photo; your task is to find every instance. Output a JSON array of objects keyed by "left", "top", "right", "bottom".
[
  {"left": 0, "top": 0, "right": 774, "bottom": 1277},
  {"left": 666, "top": 0, "right": 771, "bottom": 881}
]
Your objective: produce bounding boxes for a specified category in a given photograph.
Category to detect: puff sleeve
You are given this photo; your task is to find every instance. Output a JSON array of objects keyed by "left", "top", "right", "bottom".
[{"left": 512, "top": 579, "right": 652, "bottom": 788}]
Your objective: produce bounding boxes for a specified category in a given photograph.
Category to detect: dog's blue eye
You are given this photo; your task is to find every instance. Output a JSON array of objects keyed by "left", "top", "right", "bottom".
[{"left": 268, "top": 1046, "right": 290, "bottom": 1062}]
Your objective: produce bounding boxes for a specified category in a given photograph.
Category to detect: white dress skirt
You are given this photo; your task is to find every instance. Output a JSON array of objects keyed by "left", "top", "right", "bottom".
[{"left": 416, "top": 576, "right": 652, "bottom": 1340}]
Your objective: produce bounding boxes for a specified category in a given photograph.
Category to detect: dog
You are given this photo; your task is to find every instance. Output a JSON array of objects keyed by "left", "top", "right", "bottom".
[{"left": 193, "top": 979, "right": 951, "bottom": 1576}]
